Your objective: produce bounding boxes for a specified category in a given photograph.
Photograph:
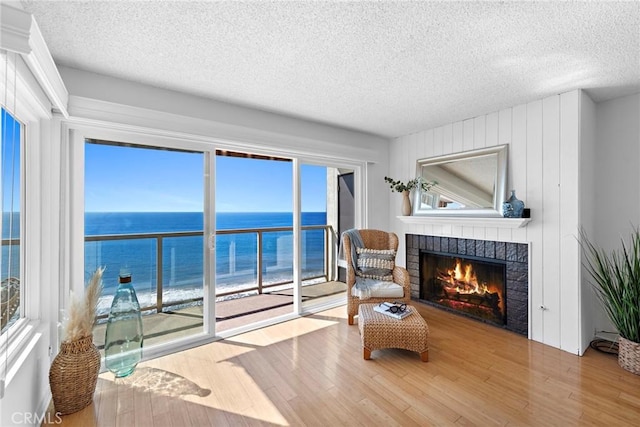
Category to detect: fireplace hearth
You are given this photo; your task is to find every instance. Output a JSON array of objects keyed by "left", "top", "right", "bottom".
[{"left": 406, "top": 234, "right": 528, "bottom": 336}]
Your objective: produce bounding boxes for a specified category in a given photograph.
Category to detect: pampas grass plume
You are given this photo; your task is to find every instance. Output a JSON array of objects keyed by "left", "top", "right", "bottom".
[{"left": 64, "top": 267, "right": 104, "bottom": 342}]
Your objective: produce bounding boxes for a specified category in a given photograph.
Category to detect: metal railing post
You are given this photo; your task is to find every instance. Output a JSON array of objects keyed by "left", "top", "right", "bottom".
[
  {"left": 257, "top": 231, "right": 263, "bottom": 294},
  {"left": 324, "top": 226, "right": 329, "bottom": 282},
  {"left": 156, "top": 236, "right": 163, "bottom": 313}
]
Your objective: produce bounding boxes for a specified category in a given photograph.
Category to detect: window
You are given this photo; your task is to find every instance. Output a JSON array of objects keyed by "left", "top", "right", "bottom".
[
  {"left": 0, "top": 108, "right": 22, "bottom": 335},
  {"left": 0, "top": 46, "right": 49, "bottom": 403}
]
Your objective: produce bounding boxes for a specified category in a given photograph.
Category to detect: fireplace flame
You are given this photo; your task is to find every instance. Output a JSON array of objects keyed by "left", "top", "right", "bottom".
[
  {"left": 428, "top": 255, "right": 506, "bottom": 322},
  {"left": 452, "top": 261, "right": 479, "bottom": 293},
  {"left": 438, "top": 259, "right": 503, "bottom": 313},
  {"left": 447, "top": 259, "right": 488, "bottom": 295}
]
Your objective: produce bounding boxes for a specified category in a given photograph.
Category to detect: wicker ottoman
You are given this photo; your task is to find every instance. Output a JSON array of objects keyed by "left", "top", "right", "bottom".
[{"left": 358, "top": 303, "right": 429, "bottom": 362}]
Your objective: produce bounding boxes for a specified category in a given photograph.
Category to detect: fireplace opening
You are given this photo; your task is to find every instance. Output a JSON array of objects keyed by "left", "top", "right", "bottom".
[{"left": 420, "top": 251, "right": 507, "bottom": 326}]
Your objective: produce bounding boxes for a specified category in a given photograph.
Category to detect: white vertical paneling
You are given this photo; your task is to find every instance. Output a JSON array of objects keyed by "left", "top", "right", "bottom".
[
  {"left": 542, "top": 95, "right": 561, "bottom": 347},
  {"left": 499, "top": 108, "right": 513, "bottom": 189},
  {"left": 463, "top": 118, "right": 475, "bottom": 152},
  {"left": 390, "top": 136, "right": 403, "bottom": 264},
  {"left": 442, "top": 124, "right": 453, "bottom": 156},
  {"left": 559, "top": 90, "right": 581, "bottom": 354},
  {"left": 462, "top": 119, "right": 475, "bottom": 237},
  {"left": 407, "top": 133, "right": 418, "bottom": 179},
  {"left": 451, "top": 121, "right": 463, "bottom": 153},
  {"left": 511, "top": 105, "right": 528, "bottom": 193},
  {"left": 498, "top": 107, "right": 515, "bottom": 255},
  {"left": 579, "top": 91, "right": 597, "bottom": 354},
  {"left": 526, "top": 99, "right": 544, "bottom": 341},
  {"left": 410, "top": 132, "right": 420, "bottom": 244},
  {"left": 413, "top": 132, "right": 420, "bottom": 174},
  {"left": 474, "top": 116, "right": 486, "bottom": 149},
  {"left": 414, "top": 132, "right": 427, "bottom": 237},
  {"left": 497, "top": 225, "right": 512, "bottom": 242},
  {"left": 416, "top": 131, "right": 427, "bottom": 169},
  {"left": 499, "top": 108, "right": 512, "bottom": 144},
  {"left": 434, "top": 126, "right": 444, "bottom": 156},
  {"left": 486, "top": 111, "right": 499, "bottom": 147},
  {"left": 485, "top": 112, "right": 500, "bottom": 243},
  {"left": 424, "top": 129, "right": 435, "bottom": 159},
  {"left": 511, "top": 105, "right": 528, "bottom": 243},
  {"left": 451, "top": 122, "right": 465, "bottom": 235},
  {"left": 423, "top": 130, "right": 435, "bottom": 236},
  {"left": 389, "top": 90, "right": 585, "bottom": 355},
  {"left": 473, "top": 116, "right": 487, "bottom": 239},
  {"left": 388, "top": 136, "right": 400, "bottom": 220},
  {"left": 485, "top": 226, "right": 498, "bottom": 242},
  {"left": 499, "top": 105, "right": 514, "bottom": 242}
]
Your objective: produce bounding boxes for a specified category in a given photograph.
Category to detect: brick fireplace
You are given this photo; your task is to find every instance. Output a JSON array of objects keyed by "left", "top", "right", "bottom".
[{"left": 406, "top": 234, "right": 528, "bottom": 336}]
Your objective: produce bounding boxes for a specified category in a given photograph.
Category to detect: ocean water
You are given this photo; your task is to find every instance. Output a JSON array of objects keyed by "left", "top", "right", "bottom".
[
  {"left": 85, "top": 212, "right": 327, "bottom": 315},
  {"left": 1, "top": 212, "right": 21, "bottom": 282}
]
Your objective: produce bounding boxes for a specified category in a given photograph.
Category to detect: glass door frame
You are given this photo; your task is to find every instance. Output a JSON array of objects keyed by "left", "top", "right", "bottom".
[
  {"left": 64, "top": 122, "right": 369, "bottom": 357},
  {"left": 64, "top": 123, "right": 217, "bottom": 360},
  {"left": 295, "top": 156, "right": 365, "bottom": 315}
]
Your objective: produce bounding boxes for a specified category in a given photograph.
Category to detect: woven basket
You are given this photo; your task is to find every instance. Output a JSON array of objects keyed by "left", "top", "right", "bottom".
[
  {"left": 49, "top": 335, "right": 101, "bottom": 415},
  {"left": 618, "top": 336, "right": 640, "bottom": 375}
]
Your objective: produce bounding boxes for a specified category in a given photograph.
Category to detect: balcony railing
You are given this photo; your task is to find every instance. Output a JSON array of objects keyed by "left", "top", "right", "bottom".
[
  {"left": 1, "top": 238, "right": 21, "bottom": 332},
  {"left": 85, "top": 225, "right": 337, "bottom": 317}
]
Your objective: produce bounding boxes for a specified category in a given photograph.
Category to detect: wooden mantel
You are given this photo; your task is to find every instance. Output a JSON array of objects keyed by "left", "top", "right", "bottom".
[{"left": 397, "top": 216, "right": 531, "bottom": 229}]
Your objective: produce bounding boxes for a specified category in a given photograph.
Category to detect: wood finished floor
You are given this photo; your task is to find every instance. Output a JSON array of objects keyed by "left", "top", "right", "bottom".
[{"left": 47, "top": 303, "right": 640, "bottom": 426}]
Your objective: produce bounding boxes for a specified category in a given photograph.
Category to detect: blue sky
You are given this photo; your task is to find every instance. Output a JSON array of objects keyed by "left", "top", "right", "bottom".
[
  {"left": 1, "top": 109, "right": 21, "bottom": 214},
  {"left": 85, "top": 143, "right": 326, "bottom": 212}
]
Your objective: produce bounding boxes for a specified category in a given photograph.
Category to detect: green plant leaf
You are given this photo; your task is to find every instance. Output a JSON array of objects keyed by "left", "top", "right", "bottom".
[{"left": 580, "top": 227, "right": 640, "bottom": 343}]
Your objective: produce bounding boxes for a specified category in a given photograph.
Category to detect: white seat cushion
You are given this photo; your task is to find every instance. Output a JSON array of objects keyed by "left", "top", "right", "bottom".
[{"left": 351, "top": 280, "right": 404, "bottom": 299}]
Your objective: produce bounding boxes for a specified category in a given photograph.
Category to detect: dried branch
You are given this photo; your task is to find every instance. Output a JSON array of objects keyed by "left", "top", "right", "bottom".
[{"left": 64, "top": 267, "right": 104, "bottom": 342}]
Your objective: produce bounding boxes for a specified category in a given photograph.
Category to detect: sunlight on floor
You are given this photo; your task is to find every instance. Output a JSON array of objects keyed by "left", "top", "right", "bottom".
[
  {"left": 54, "top": 307, "right": 349, "bottom": 426},
  {"left": 98, "top": 350, "right": 291, "bottom": 425},
  {"left": 229, "top": 315, "right": 340, "bottom": 347}
]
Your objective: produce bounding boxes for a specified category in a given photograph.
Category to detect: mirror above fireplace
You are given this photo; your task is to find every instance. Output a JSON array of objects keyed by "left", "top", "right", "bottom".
[{"left": 413, "top": 144, "right": 508, "bottom": 217}]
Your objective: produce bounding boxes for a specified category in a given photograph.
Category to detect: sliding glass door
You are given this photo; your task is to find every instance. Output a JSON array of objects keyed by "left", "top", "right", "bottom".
[
  {"left": 72, "top": 127, "right": 363, "bottom": 358},
  {"left": 80, "top": 136, "right": 215, "bottom": 355},
  {"left": 214, "top": 151, "right": 296, "bottom": 333},
  {"left": 300, "top": 163, "right": 352, "bottom": 312}
]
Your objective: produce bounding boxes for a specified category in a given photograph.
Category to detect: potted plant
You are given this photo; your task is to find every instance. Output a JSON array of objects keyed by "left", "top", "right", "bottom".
[
  {"left": 384, "top": 176, "right": 437, "bottom": 216},
  {"left": 581, "top": 228, "right": 640, "bottom": 375},
  {"left": 49, "top": 267, "right": 105, "bottom": 414}
]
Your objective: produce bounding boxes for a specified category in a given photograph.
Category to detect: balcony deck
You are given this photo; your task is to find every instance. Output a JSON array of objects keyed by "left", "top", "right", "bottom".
[{"left": 93, "top": 281, "right": 346, "bottom": 348}]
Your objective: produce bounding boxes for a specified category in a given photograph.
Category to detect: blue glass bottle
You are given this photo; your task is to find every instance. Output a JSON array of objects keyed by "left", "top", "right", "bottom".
[
  {"left": 104, "top": 269, "right": 143, "bottom": 377},
  {"left": 502, "top": 190, "right": 525, "bottom": 218}
]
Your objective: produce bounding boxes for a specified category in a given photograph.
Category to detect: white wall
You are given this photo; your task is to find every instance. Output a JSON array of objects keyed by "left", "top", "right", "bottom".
[
  {"left": 594, "top": 93, "right": 640, "bottom": 248},
  {"left": 591, "top": 92, "right": 640, "bottom": 335},
  {"left": 580, "top": 92, "right": 597, "bottom": 351},
  {"left": 59, "top": 67, "right": 387, "bottom": 160},
  {"left": 389, "top": 90, "right": 589, "bottom": 354}
]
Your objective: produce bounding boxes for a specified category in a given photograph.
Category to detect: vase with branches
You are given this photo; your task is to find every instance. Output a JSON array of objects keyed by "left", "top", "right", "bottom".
[
  {"left": 384, "top": 176, "right": 437, "bottom": 215},
  {"left": 581, "top": 228, "right": 640, "bottom": 375},
  {"left": 49, "top": 267, "right": 105, "bottom": 414}
]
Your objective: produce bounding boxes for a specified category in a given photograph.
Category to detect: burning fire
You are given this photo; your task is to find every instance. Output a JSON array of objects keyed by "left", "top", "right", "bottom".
[
  {"left": 444, "top": 259, "right": 490, "bottom": 295},
  {"left": 430, "top": 257, "right": 505, "bottom": 322},
  {"left": 436, "top": 258, "right": 505, "bottom": 315}
]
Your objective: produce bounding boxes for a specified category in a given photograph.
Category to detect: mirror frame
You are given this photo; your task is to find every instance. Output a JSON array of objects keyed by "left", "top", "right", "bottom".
[{"left": 412, "top": 144, "right": 508, "bottom": 217}]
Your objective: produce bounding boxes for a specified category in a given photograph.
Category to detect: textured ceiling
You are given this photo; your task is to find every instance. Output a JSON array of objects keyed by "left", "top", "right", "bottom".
[{"left": 21, "top": 1, "right": 640, "bottom": 138}]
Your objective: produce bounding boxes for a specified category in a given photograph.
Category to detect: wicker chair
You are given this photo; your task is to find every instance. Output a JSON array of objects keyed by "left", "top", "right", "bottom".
[{"left": 343, "top": 229, "right": 410, "bottom": 325}]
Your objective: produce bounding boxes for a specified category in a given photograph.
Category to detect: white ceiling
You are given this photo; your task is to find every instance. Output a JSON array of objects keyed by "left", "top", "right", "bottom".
[{"left": 21, "top": 1, "right": 640, "bottom": 139}]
